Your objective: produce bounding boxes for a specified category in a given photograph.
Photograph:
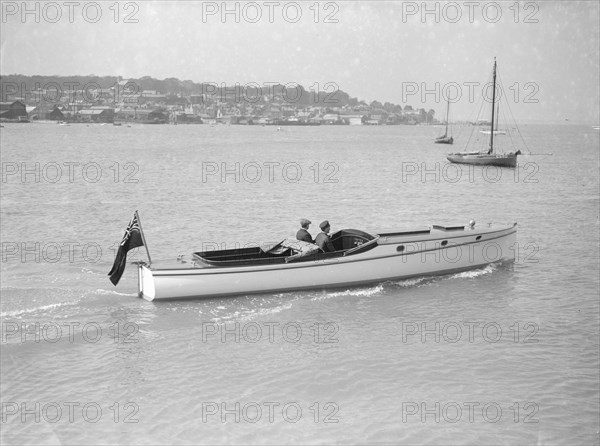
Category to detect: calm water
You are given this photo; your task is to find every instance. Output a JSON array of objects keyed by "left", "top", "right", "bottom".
[{"left": 1, "top": 122, "right": 599, "bottom": 445}]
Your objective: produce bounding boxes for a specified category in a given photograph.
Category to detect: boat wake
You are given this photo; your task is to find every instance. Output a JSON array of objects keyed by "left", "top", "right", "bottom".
[
  {"left": 0, "top": 301, "right": 79, "bottom": 319},
  {"left": 95, "top": 289, "right": 138, "bottom": 297},
  {"left": 314, "top": 285, "right": 385, "bottom": 300},
  {"left": 230, "top": 302, "right": 294, "bottom": 322},
  {"left": 310, "top": 265, "right": 499, "bottom": 300},
  {"left": 387, "top": 264, "right": 498, "bottom": 290},
  {"left": 392, "top": 277, "right": 430, "bottom": 288},
  {"left": 449, "top": 263, "right": 497, "bottom": 279},
  {"left": 205, "top": 297, "right": 296, "bottom": 323},
  {"left": 80, "top": 267, "right": 109, "bottom": 276}
]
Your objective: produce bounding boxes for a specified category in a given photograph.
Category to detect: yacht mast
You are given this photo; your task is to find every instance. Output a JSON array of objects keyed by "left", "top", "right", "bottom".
[{"left": 489, "top": 58, "right": 497, "bottom": 153}]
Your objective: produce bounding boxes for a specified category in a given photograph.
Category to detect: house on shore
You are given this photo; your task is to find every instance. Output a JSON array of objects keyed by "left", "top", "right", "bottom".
[
  {"left": 173, "top": 113, "right": 203, "bottom": 124},
  {"left": 322, "top": 114, "right": 348, "bottom": 125},
  {"left": 78, "top": 106, "right": 114, "bottom": 123},
  {"left": 115, "top": 108, "right": 167, "bottom": 124},
  {"left": 367, "top": 113, "right": 388, "bottom": 125},
  {"left": 0, "top": 100, "right": 28, "bottom": 121},
  {"left": 339, "top": 111, "right": 367, "bottom": 125},
  {"left": 29, "top": 104, "right": 65, "bottom": 121}
]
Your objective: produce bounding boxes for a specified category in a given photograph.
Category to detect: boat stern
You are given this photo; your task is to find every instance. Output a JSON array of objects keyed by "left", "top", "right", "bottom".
[{"left": 137, "top": 264, "right": 156, "bottom": 301}]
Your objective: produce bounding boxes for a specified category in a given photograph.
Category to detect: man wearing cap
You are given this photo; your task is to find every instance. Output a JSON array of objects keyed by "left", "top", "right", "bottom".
[
  {"left": 315, "top": 220, "right": 335, "bottom": 253},
  {"left": 296, "top": 218, "right": 314, "bottom": 243}
]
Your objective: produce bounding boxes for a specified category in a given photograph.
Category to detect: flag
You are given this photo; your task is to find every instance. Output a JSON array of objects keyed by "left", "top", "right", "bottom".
[{"left": 108, "top": 212, "right": 144, "bottom": 286}]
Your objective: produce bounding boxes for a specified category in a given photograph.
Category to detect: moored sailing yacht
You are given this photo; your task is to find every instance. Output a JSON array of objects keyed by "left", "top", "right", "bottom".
[
  {"left": 447, "top": 58, "right": 521, "bottom": 168},
  {"left": 435, "top": 98, "right": 453, "bottom": 144}
]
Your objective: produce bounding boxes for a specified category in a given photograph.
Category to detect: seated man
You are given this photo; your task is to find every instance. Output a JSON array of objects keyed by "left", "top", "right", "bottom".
[
  {"left": 296, "top": 218, "right": 314, "bottom": 243},
  {"left": 315, "top": 220, "right": 335, "bottom": 253}
]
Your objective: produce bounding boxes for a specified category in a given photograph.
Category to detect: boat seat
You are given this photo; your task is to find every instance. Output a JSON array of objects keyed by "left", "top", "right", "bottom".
[
  {"left": 268, "top": 238, "right": 320, "bottom": 256},
  {"left": 285, "top": 249, "right": 346, "bottom": 263}
]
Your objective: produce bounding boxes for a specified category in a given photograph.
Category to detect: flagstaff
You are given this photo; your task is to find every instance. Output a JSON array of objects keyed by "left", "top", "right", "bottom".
[{"left": 135, "top": 210, "right": 152, "bottom": 265}]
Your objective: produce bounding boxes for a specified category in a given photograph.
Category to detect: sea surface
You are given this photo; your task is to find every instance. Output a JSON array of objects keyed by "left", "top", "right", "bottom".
[{"left": 1, "top": 122, "right": 599, "bottom": 445}]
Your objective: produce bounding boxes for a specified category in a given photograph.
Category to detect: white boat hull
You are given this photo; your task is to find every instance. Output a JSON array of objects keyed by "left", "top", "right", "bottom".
[{"left": 138, "top": 223, "right": 517, "bottom": 301}]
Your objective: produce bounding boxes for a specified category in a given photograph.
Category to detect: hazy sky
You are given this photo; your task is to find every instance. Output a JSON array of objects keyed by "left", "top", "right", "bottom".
[{"left": 1, "top": 1, "right": 599, "bottom": 122}]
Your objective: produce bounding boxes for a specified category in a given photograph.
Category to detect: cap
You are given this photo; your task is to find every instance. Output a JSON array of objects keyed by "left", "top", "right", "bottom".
[
  {"left": 319, "top": 220, "right": 330, "bottom": 230},
  {"left": 300, "top": 218, "right": 311, "bottom": 226}
]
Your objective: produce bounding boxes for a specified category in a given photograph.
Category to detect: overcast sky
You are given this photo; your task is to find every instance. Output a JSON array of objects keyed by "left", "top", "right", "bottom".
[{"left": 1, "top": 1, "right": 598, "bottom": 123}]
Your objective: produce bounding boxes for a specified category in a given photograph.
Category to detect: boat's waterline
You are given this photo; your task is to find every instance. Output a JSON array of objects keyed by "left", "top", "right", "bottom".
[{"left": 139, "top": 223, "right": 517, "bottom": 301}]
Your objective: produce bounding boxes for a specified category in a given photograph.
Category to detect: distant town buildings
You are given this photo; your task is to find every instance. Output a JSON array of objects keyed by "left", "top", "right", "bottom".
[{"left": 0, "top": 77, "right": 439, "bottom": 125}]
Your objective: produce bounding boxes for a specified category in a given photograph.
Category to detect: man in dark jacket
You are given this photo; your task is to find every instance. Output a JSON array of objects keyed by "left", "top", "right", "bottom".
[
  {"left": 315, "top": 220, "right": 335, "bottom": 252},
  {"left": 296, "top": 218, "right": 314, "bottom": 243}
]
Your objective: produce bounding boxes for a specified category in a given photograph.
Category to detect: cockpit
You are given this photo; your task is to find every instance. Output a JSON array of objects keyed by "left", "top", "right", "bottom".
[{"left": 193, "top": 229, "right": 378, "bottom": 266}]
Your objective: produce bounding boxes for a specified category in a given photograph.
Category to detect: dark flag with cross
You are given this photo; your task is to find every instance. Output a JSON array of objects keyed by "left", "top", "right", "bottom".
[{"left": 108, "top": 211, "right": 147, "bottom": 286}]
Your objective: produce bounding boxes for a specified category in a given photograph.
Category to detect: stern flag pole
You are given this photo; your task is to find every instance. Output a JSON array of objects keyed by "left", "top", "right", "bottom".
[{"left": 135, "top": 210, "right": 152, "bottom": 265}]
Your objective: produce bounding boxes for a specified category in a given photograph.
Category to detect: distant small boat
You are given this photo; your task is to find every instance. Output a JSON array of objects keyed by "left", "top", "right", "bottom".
[
  {"left": 593, "top": 126, "right": 599, "bottom": 130},
  {"left": 435, "top": 134, "right": 454, "bottom": 144},
  {"left": 113, "top": 122, "right": 122, "bottom": 126},
  {"left": 435, "top": 98, "right": 453, "bottom": 144},
  {"left": 448, "top": 58, "right": 521, "bottom": 168}
]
